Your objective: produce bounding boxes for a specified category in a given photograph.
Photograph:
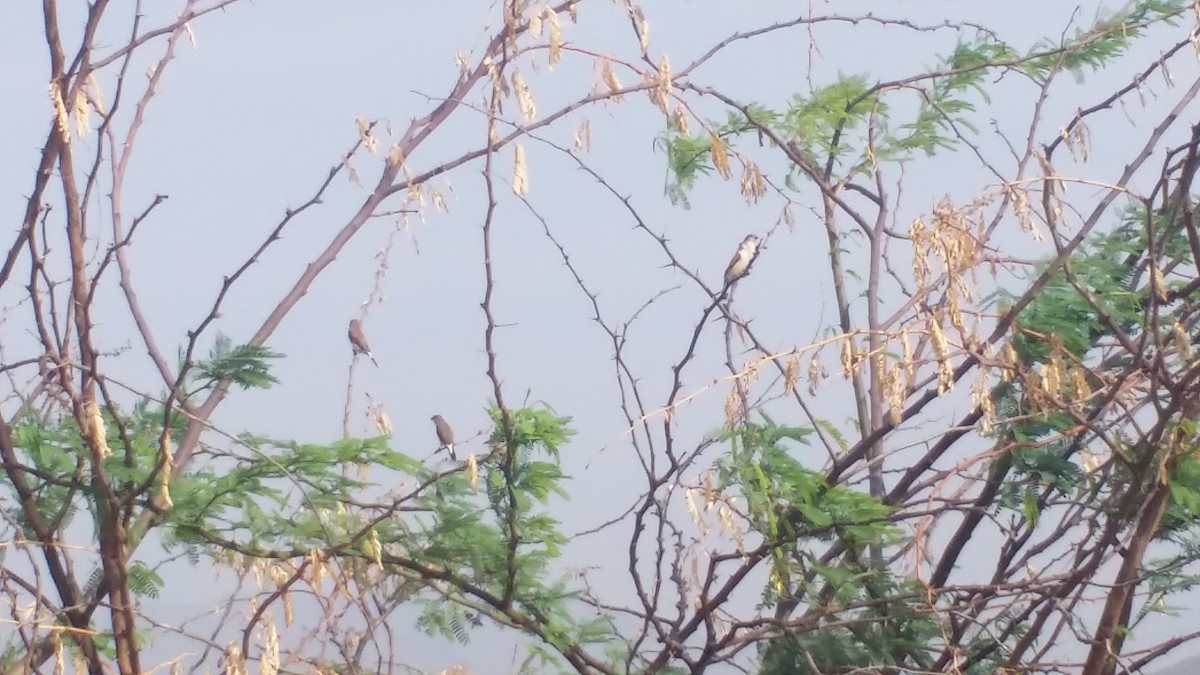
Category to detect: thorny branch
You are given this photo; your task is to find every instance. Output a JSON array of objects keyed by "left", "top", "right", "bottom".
[{"left": 7, "top": 2, "right": 1200, "bottom": 674}]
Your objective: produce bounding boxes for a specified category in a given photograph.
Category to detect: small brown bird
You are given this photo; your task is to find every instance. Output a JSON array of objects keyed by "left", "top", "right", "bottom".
[
  {"left": 723, "top": 234, "right": 761, "bottom": 288},
  {"left": 347, "top": 318, "right": 378, "bottom": 367},
  {"left": 431, "top": 414, "right": 456, "bottom": 460}
]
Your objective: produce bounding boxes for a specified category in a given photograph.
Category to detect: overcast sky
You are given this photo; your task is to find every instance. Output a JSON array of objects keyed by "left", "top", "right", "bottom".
[{"left": 4, "top": 1, "right": 1200, "bottom": 672}]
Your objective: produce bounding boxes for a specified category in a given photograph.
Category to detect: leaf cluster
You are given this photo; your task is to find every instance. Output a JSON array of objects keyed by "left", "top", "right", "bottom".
[{"left": 715, "top": 415, "right": 900, "bottom": 600}]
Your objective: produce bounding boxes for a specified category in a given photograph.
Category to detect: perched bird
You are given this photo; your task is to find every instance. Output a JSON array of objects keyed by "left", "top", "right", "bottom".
[
  {"left": 723, "top": 234, "right": 761, "bottom": 288},
  {"left": 431, "top": 414, "right": 456, "bottom": 460},
  {"left": 347, "top": 318, "right": 378, "bottom": 367}
]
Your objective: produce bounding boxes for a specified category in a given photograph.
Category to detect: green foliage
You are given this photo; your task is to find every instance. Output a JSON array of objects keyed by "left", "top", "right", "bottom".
[
  {"left": 1160, "top": 453, "right": 1200, "bottom": 535},
  {"left": 5, "top": 418, "right": 83, "bottom": 536},
  {"left": 970, "top": 179, "right": 1200, "bottom": 675},
  {"left": 1022, "top": 1, "right": 1188, "bottom": 79},
  {"left": 127, "top": 561, "right": 164, "bottom": 599},
  {"left": 163, "top": 434, "right": 406, "bottom": 549},
  {"left": 127, "top": 397, "right": 189, "bottom": 447},
  {"left": 5, "top": 400, "right": 185, "bottom": 540},
  {"left": 997, "top": 210, "right": 1150, "bottom": 368},
  {"left": 1012, "top": 445, "right": 1083, "bottom": 493},
  {"left": 1143, "top": 540, "right": 1200, "bottom": 600},
  {"left": 189, "top": 332, "right": 283, "bottom": 393},
  {"left": 659, "top": 3, "right": 1188, "bottom": 212},
  {"left": 756, "top": 577, "right": 940, "bottom": 675},
  {"left": 655, "top": 129, "right": 715, "bottom": 208},
  {"left": 719, "top": 417, "right": 934, "bottom": 674},
  {"left": 715, "top": 414, "right": 900, "bottom": 600},
  {"left": 986, "top": 206, "right": 1152, "bottom": 500},
  {"left": 415, "top": 602, "right": 481, "bottom": 644},
  {"left": 406, "top": 405, "right": 624, "bottom": 663},
  {"left": 989, "top": 200, "right": 1200, "bottom": 518},
  {"left": 150, "top": 402, "right": 612, "bottom": 664},
  {"left": 656, "top": 39, "right": 1024, "bottom": 204},
  {"left": 658, "top": 74, "right": 893, "bottom": 205},
  {"left": 488, "top": 405, "right": 574, "bottom": 459},
  {"left": 882, "top": 36, "right": 1015, "bottom": 159},
  {"left": 780, "top": 75, "right": 878, "bottom": 164}
]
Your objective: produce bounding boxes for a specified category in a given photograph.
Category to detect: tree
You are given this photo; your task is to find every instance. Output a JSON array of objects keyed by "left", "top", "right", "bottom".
[{"left": 4, "top": 1, "right": 1200, "bottom": 673}]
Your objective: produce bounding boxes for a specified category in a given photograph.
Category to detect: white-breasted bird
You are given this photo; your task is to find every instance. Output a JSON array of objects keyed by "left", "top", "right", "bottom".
[
  {"left": 723, "top": 234, "right": 761, "bottom": 288},
  {"left": 347, "top": 318, "right": 378, "bottom": 367},
  {"left": 431, "top": 414, "right": 456, "bottom": 460}
]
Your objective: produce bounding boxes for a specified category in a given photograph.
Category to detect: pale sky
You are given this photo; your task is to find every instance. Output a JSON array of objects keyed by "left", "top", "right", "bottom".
[{"left": 3, "top": 1, "right": 1200, "bottom": 672}]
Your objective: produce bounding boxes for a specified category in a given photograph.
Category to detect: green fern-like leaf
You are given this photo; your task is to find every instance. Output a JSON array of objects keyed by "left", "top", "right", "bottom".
[{"left": 190, "top": 333, "right": 284, "bottom": 391}]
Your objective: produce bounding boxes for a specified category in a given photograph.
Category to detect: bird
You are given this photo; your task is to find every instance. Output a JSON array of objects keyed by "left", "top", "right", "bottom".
[
  {"left": 431, "top": 414, "right": 456, "bottom": 460},
  {"left": 347, "top": 318, "right": 378, "bottom": 367},
  {"left": 723, "top": 234, "right": 761, "bottom": 289}
]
